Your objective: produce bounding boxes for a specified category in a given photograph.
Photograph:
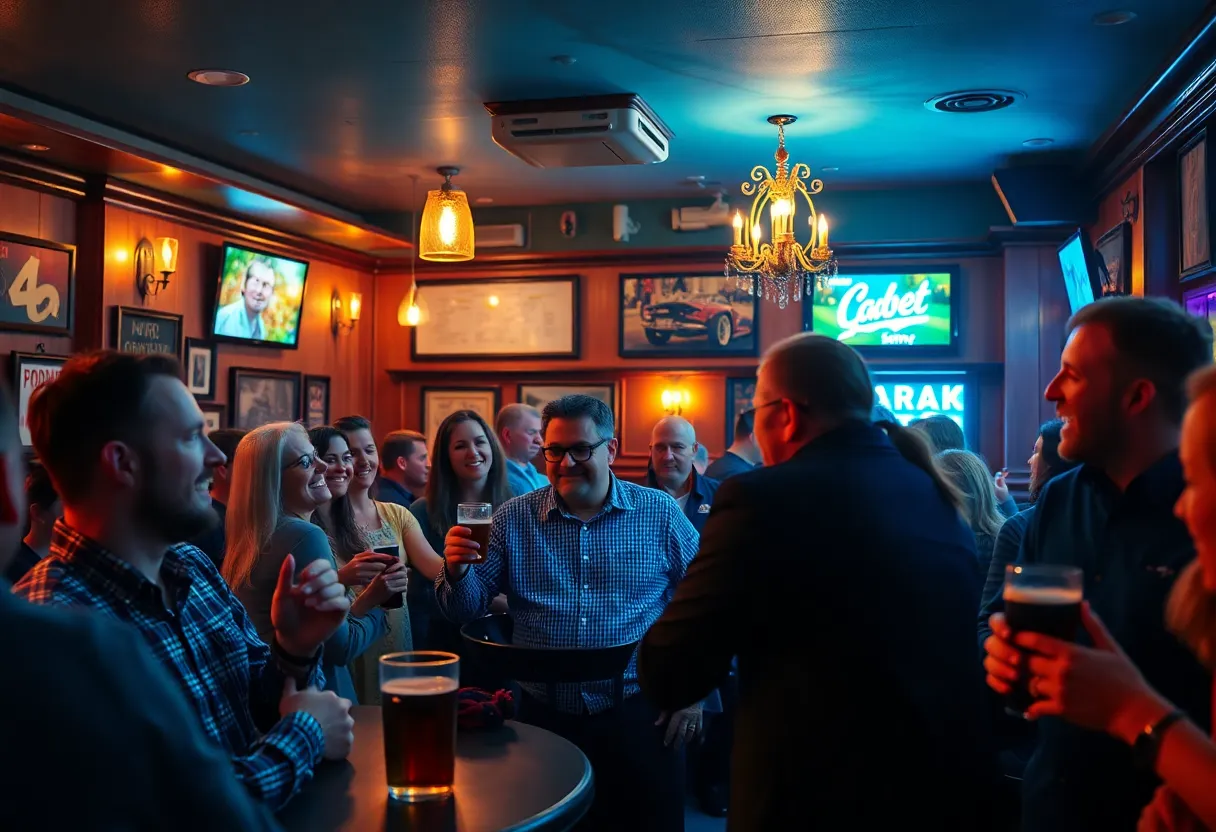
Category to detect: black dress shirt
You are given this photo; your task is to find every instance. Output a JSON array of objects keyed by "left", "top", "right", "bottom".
[
  {"left": 702, "top": 450, "right": 757, "bottom": 481},
  {"left": 978, "top": 454, "right": 1211, "bottom": 831},
  {"left": 3, "top": 541, "right": 40, "bottom": 585},
  {"left": 374, "top": 477, "right": 415, "bottom": 508},
  {"left": 0, "top": 590, "right": 279, "bottom": 830}
]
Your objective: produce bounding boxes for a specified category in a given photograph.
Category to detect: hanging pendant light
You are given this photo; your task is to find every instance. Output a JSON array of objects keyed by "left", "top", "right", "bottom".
[
  {"left": 398, "top": 175, "right": 423, "bottom": 326},
  {"left": 419, "top": 166, "right": 475, "bottom": 262}
]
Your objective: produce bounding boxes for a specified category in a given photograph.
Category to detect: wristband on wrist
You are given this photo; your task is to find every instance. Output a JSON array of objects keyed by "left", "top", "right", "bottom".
[
  {"left": 272, "top": 637, "right": 316, "bottom": 665},
  {"left": 1132, "top": 709, "right": 1186, "bottom": 770}
]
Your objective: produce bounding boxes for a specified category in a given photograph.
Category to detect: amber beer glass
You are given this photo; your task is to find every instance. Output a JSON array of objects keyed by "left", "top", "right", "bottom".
[
  {"left": 379, "top": 651, "right": 460, "bottom": 801},
  {"left": 457, "top": 502, "right": 492, "bottom": 564},
  {"left": 1002, "top": 564, "right": 1083, "bottom": 717}
]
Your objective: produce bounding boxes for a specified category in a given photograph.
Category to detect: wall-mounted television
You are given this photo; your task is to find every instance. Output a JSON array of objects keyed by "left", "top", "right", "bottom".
[
  {"left": 871, "top": 368, "right": 975, "bottom": 449},
  {"left": 807, "top": 268, "right": 959, "bottom": 354},
  {"left": 1057, "top": 229, "right": 1100, "bottom": 314},
  {"left": 211, "top": 243, "right": 309, "bottom": 349}
]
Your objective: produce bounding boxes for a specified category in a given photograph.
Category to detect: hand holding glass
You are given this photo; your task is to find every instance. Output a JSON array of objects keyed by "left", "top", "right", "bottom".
[
  {"left": 457, "top": 503, "right": 492, "bottom": 564},
  {"left": 1002, "top": 564, "right": 1083, "bottom": 717}
]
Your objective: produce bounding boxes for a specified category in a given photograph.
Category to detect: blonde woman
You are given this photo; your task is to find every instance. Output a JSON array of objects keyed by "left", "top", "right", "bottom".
[
  {"left": 223, "top": 422, "right": 405, "bottom": 703},
  {"left": 331, "top": 416, "right": 445, "bottom": 703},
  {"left": 935, "top": 449, "right": 1006, "bottom": 579},
  {"left": 986, "top": 365, "right": 1216, "bottom": 830}
]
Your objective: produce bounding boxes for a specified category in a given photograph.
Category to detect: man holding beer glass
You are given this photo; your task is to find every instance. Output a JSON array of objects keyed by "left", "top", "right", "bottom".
[
  {"left": 438, "top": 395, "right": 701, "bottom": 831},
  {"left": 982, "top": 297, "right": 1213, "bottom": 831}
]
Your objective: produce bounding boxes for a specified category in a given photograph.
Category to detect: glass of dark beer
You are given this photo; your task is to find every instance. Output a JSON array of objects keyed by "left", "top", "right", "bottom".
[
  {"left": 457, "top": 502, "right": 492, "bottom": 564},
  {"left": 373, "top": 546, "right": 404, "bottom": 609},
  {"left": 379, "top": 651, "right": 460, "bottom": 802},
  {"left": 1002, "top": 564, "right": 1083, "bottom": 717}
]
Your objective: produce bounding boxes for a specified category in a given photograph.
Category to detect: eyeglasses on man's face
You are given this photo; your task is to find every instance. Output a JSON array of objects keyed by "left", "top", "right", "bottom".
[
  {"left": 539, "top": 437, "right": 610, "bottom": 464},
  {"left": 741, "top": 398, "right": 809, "bottom": 421}
]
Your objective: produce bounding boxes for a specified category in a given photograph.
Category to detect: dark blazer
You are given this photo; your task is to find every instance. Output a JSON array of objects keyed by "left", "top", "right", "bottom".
[
  {"left": 643, "top": 466, "right": 720, "bottom": 534},
  {"left": 639, "top": 421, "right": 995, "bottom": 831}
]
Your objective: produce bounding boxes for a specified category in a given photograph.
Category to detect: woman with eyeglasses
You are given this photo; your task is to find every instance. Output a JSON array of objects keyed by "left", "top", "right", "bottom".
[
  {"left": 409, "top": 410, "right": 512, "bottom": 653},
  {"left": 222, "top": 422, "right": 399, "bottom": 702},
  {"left": 330, "top": 416, "right": 446, "bottom": 702}
]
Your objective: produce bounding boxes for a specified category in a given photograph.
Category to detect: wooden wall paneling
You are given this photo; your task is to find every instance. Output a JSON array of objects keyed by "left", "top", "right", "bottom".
[
  {"left": 1093, "top": 170, "right": 1145, "bottom": 295},
  {"left": 1143, "top": 153, "right": 1182, "bottom": 300}
]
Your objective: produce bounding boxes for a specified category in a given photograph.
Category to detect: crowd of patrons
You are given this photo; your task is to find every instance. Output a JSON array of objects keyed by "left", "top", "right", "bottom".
[{"left": 4, "top": 295, "right": 1216, "bottom": 831}]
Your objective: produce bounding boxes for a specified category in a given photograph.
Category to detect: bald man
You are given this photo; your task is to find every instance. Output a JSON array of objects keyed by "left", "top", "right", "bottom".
[{"left": 645, "top": 415, "right": 720, "bottom": 535}]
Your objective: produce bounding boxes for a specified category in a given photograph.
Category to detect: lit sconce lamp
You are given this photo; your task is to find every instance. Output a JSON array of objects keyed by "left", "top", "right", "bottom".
[
  {"left": 397, "top": 281, "right": 421, "bottom": 326},
  {"left": 134, "top": 236, "right": 179, "bottom": 298},
  {"left": 661, "top": 388, "right": 690, "bottom": 416},
  {"left": 331, "top": 289, "right": 362, "bottom": 335}
]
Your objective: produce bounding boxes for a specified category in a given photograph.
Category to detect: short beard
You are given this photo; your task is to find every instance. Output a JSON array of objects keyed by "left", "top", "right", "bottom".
[{"left": 134, "top": 468, "right": 217, "bottom": 543}]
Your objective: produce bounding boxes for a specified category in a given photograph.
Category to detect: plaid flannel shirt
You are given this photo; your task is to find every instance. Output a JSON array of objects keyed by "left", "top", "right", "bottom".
[{"left": 13, "top": 521, "right": 326, "bottom": 810}]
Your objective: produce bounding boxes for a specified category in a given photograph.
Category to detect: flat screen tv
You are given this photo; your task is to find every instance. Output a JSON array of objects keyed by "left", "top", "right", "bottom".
[
  {"left": 1057, "top": 229, "right": 1099, "bottom": 314},
  {"left": 807, "top": 269, "right": 958, "bottom": 353},
  {"left": 211, "top": 243, "right": 309, "bottom": 348}
]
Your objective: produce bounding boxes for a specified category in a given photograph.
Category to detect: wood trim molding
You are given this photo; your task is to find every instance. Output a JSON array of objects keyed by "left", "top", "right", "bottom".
[
  {"left": 1084, "top": 7, "right": 1216, "bottom": 198},
  {"left": 0, "top": 151, "right": 88, "bottom": 198},
  {"left": 378, "top": 239, "right": 999, "bottom": 276},
  {"left": 102, "top": 179, "right": 380, "bottom": 271}
]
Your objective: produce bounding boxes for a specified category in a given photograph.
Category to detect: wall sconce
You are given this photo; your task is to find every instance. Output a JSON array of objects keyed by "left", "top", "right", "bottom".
[
  {"left": 661, "top": 388, "right": 690, "bottom": 415},
  {"left": 135, "top": 236, "right": 179, "bottom": 297},
  {"left": 331, "top": 289, "right": 362, "bottom": 335}
]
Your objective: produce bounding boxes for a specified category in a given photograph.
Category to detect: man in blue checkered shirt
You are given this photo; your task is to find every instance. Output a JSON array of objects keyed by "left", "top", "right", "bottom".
[
  {"left": 438, "top": 394, "right": 701, "bottom": 831},
  {"left": 13, "top": 351, "right": 355, "bottom": 811}
]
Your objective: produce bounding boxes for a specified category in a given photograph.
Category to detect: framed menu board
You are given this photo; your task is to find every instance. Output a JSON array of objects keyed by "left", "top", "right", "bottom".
[{"left": 410, "top": 276, "right": 579, "bottom": 360}]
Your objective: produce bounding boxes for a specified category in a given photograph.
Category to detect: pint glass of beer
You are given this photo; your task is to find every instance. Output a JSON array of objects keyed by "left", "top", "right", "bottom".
[
  {"left": 457, "top": 502, "right": 492, "bottom": 564},
  {"left": 380, "top": 651, "right": 460, "bottom": 801},
  {"left": 1002, "top": 564, "right": 1083, "bottom": 717}
]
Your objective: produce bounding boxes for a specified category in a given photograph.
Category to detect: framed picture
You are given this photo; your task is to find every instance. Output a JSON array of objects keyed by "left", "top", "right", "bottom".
[
  {"left": 421, "top": 387, "right": 500, "bottom": 450},
  {"left": 9, "top": 351, "right": 67, "bottom": 450},
  {"left": 200, "top": 402, "right": 226, "bottom": 436},
  {"left": 619, "top": 273, "right": 760, "bottom": 357},
  {"left": 1094, "top": 222, "right": 1132, "bottom": 296},
  {"left": 0, "top": 232, "right": 74, "bottom": 336},
  {"left": 113, "top": 306, "right": 183, "bottom": 361},
  {"left": 184, "top": 338, "right": 217, "bottom": 399},
  {"left": 1179, "top": 131, "right": 1213, "bottom": 280},
  {"left": 411, "top": 276, "right": 579, "bottom": 360},
  {"left": 229, "top": 367, "right": 301, "bottom": 430},
  {"left": 518, "top": 383, "right": 618, "bottom": 427},
  {"left": 725, "top": 376, "right": 757, "bottom": 445},
  {"left": 304, "top": 375, "right": 330, "bottom": 428}
]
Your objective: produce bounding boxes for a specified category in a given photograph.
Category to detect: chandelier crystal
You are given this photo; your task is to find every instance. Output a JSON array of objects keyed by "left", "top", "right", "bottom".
[{"left": 724, "top": 115, "right": 837, "bottom": 308}]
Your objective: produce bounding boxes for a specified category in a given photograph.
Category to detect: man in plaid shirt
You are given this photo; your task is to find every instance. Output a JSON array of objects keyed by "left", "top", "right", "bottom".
[{"left": 13, "top": 351, "right": 354, "bottom": 811}]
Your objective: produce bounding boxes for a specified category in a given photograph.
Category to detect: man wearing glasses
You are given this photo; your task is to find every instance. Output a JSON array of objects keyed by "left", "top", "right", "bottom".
[{"left": 437, "top": 394, "right": 701, "bottom": 832}]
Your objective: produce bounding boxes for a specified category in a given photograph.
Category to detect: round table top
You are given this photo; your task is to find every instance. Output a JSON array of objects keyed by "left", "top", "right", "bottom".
[{"left": 278, "top": 706, "right": 593, "bottom": 832}]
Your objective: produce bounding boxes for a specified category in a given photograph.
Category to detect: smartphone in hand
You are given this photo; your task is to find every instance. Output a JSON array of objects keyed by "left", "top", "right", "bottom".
[{"left": 373, "top": 546, "right": 404, "bottom": 608}]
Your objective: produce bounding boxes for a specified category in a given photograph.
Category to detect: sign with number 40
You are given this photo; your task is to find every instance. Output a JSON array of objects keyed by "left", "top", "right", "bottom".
[{"left": 0, "top": 233, "right": 73, "bottom": 336}]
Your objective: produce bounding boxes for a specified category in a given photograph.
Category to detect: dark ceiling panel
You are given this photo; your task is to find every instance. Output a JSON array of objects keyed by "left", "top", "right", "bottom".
[{"left": 0, "top": 0, "right": 1208, "bottom": 213}]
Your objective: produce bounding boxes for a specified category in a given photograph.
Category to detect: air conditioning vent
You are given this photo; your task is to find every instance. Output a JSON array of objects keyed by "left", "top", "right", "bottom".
[
  {"left": 478, "top": 223, "right": 526, "bottom": 249},
  {"left": 924, "top": 89, "right": 1025, "bottom": 114}
]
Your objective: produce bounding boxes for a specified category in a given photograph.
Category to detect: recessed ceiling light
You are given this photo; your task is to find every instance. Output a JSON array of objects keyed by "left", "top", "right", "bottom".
[
  {"left": 1093, "top": 10, "right": 1137, "bottom": 26},
  {"left": 19, "top": 143, "right": 49, "bottom": 152},
  {"left": 475, "top": 196, "right": 494, "bottom": 204},
  {"left": 187, "top": 69, "right": 250, "bottom": 87},
  {"left": 821, "top": 166, "right": 839, "bottom": 172},
  {"left": 1022, "top": 137, "right": 1055, "bottom": 148},
  {"left": 551, "top": 55, "right": 577, "bottom": 66}
]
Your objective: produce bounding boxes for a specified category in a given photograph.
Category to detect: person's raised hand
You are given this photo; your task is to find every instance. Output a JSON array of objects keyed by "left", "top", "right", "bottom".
[
  {"left": 994, "top": 469, "right": 1010, "bottom": 504},
  {"left": 443, "top": 525, "right": 480, "bottom": 580},
  {"left": 982, "top": 612, "right": 1022, "bottom": 696},
  {"left": 272, "top": 554, "right": 351, "bottom": 657},
  {"left": 337, "top": 551, "right": 395, "bottom": 587}
]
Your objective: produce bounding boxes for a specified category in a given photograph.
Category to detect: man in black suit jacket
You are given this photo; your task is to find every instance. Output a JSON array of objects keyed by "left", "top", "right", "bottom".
[{"left": 639, "top": 333, "right": 995, "bottom": 831}]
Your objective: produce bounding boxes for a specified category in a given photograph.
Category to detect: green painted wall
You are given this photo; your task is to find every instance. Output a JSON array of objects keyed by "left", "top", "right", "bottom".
[{"left": 366, "top": 182, "right": 1008, "bottom": 253}]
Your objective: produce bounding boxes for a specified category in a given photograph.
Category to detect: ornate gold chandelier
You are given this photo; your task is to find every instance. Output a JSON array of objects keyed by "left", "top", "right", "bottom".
[{"left": 725, "top": 115, "right": 837, "bottom": 308}]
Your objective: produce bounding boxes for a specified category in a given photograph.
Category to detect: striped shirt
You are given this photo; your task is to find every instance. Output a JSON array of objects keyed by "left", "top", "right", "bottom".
[
  {"left": 13, "top": 521, "right": 326, "bottom": 810},
  {"left": 436, "top": 476, "right": 700, "bottom": 714}
]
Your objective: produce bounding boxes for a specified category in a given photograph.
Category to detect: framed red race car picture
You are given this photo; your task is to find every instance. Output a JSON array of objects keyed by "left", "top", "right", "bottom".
[{"left": 619, "top": 274, "right": 760, "bottom": 358}]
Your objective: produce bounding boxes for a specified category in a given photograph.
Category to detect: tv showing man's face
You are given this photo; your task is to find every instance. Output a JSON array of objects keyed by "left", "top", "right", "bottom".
[{"left": 243, "top": 262, "right": 275, "bottom": 315}]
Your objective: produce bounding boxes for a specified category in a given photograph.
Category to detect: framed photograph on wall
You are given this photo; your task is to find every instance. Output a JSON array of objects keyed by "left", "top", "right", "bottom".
[
  {"left": 184, "top": 338, "right": 217, "bottom": 399},
  {"left": 421, "top": 387, "right": 500, "bottom": 450},
  {"left": 229, "top": 367, "right": 301, "bottom": 430},
  {"left": 1095, "top": 222, "right": 1132, "bottom": 296},
  {"left": 1179, "top": 131, "right": 1213, "bottom": 281},
  {"left": 725, "top": 376, "right": 757, "bottom": 445},
  {"left": 113, "top": 306, "right": 183, "bottom": 361},
  {"left": 10, "top": 351, "right": 67, "bottom": 450},
  {"left": 620, "top": 273, "right": 759, "bottom": 358},
  {"left": 200, "top": 402, "right": 226, "bottom": 436},
  {"left": 411, "top": 276, "right": 579, "bottom": 360},
  {"left": 518, "top": 383, "right": 618, "bottom": 426},
  {"left": 0, "top": 232, "right": 74, "bottom": 336},
  {"left": 304, "top": 375, "right": 330, "bottom": 428}
]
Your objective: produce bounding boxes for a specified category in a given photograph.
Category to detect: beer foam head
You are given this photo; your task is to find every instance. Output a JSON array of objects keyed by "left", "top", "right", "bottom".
[
  {"left": 464, "top": 518, "right": 491, "bottom": 524},
  {"left": 1003, "top": 584, "right": 1083, "bottom": 605},
  {"left": 381, "top": 677, "right": 460, "bottom": 696}
]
